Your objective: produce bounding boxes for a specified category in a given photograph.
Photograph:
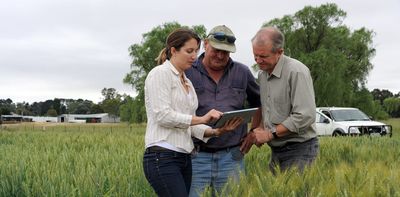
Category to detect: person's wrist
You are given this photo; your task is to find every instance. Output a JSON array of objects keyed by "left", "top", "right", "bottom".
[
  {"left": 212, "top": 129, "right": 220, "bottom": 137},
  {"left": 202, "top": 115, "right": 209, "bottom": 124},
  {"left": 270, "top": 126, "right": 278, "bottom": 139}
]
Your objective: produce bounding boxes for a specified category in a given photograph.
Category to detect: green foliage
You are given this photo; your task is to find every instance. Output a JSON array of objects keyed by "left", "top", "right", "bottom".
[
  {"left": 15, "top": 102, "right": 31, "bottom": 116},
  {"left": 0, "top": 124, "right": 153, "bottom": 196},
  {"left": 119, "top": 96, "right": 146, "bottom": 123},
  {"left": 101, "top": 88, "right": 118, "bottom": 100},
  {"left": 371, "top": 89, "right": 394, "bottom": 105},
  {"left": 383, "top": 97, "right": 400, "bottom": 117},
  {"left": 0, "top": 99, "right": 15, "bottom": 115},
  {"left": 89, "top": 104, "right": 104, "bottom": 114},
  {"left": 122, "top": 96, "right": 145, "bottom": 124},
  {"left": 119, "top": 96, "right": 133, "bottom": 122},
  {"left": 351, "top": 88, "right": 389, "bottom": 120},
  {"left": 124, "top": 22, "right": 207, "bottom": 123},
  {"left": 1, "top": 121, "right": 399, "bottom": 196},
  {"left": 262, "top": 3, "right": 375, "bottom": 108},
  {"left": 46, "top": 108, "right": 58, "bottom": 117},
  {"left": 99, "top": 88, "right": 122, "bottom": 121},
  {"left": 67, "top": 99, "right": 94, "bottom": 114}
]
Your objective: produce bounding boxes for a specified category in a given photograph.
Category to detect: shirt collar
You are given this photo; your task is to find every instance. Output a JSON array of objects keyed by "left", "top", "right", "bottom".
[
  {"left": 165, "top": 60, "right": 180, "bottom": 76},
  {"left": 270, "top": 54, "right": 285, "bottom": 78}
]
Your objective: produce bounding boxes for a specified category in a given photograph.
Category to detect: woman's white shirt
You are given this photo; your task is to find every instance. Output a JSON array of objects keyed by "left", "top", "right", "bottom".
[{"left": 144, "top": 60, "right": 211, "bottom": 153}]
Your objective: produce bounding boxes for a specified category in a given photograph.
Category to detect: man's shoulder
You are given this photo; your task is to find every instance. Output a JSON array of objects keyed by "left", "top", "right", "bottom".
[
  {"left": 231, "top": 60, "right": 249, "bottom": 68},
  {"left": 230, "top": 60, "right": 252, "bottom": 73},
  {"left": 283, "top": 55, "right": 310, "bottom": 73},
  {"left": 185, "top": 64, "right": 200, "bottom": 76},
  {"left": 188, "top": 58, "right": 203, "bottom": 72}
]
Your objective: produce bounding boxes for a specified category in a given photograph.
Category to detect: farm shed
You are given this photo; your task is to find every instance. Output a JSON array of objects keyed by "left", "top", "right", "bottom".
[
  {"left": 0, "top": 114, "right": 32, "bottom": 123},
  {"left": 57, "top": 113, "right": 120, "bottom": 123}
]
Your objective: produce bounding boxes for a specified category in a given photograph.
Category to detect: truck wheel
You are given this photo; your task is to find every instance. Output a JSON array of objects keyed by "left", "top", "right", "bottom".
[{"left": 332, "top": 131, "right": 343, "bottom": 137}]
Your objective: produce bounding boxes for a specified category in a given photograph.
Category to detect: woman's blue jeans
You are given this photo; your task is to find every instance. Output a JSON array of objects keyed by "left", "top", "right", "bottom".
[{"left": 143, "top": 147, "right": 192, "bottom": 197}]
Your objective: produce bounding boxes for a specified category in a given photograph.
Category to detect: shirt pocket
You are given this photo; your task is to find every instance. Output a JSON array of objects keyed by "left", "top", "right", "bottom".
[
  {"left": 231, "top": 86, "right": 246, "bottom": 104},
  {"left": 270, "top": 93, "right": 290, "bottom": 124},
  {"left": 229, "top": 80, "right": 246, "bottom": 108},
  {"left": 214, "top": 85, "right": 245, "bottom": 109}
]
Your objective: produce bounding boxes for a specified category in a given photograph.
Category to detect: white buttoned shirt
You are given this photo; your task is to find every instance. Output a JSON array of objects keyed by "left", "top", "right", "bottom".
[{"left": 144, "top": 60, "right": 211, "bottom": 153}]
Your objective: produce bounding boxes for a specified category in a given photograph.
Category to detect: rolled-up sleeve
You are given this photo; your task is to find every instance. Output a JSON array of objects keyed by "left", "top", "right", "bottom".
[{"left": 190, "top": 124, "right": 212, "bottom": 142}]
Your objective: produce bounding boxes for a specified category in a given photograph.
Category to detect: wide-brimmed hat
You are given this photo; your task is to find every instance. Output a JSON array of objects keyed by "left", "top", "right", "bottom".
[{"left": 207, "top": 25, "right": 236, "bottom": 53}]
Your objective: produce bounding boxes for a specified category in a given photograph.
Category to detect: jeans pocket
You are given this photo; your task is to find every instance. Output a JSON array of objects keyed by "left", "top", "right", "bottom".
[
  {"left": 156, "top": 152, "right": 176, "bottom": 161},
  {"left": 230, "top": 147, "right": 244, "bottom": 161}
]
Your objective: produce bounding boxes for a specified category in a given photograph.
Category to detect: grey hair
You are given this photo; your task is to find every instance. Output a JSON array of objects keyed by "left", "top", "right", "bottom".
[{"left": 251, "top": 27, "right": 284, "bottom": 53}]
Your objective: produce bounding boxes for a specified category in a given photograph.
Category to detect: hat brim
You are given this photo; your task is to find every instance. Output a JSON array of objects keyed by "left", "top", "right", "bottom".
[{"left": 208, "top": 39, "right": 236, "bottom": 53}]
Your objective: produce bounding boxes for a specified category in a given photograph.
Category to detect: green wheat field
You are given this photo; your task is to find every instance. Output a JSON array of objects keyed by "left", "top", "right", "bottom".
[{"left": 1, "top": 119, "right": 399, "bottom": 196}]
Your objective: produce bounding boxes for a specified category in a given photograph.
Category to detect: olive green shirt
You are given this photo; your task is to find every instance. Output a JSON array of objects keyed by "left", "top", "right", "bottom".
[{"left": 259, "top": 55, "right": 317, "bottom": 147}]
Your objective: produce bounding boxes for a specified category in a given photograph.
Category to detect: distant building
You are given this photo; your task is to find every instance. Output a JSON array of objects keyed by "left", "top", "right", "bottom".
[
  {"left": 1, "top": 113, "right": 119, "bottom": 124},
  {"left": 26, "top": 116, "right": 57, "bottom": 122},
  {"left": 0, "top": 114, "right": 30, "bottom": 123},
  {"left": 57, "top": 113, "right": 120, "bottom": 123},
  {"left": 0, "top": 114, "right": 57, "bottom": 123}
]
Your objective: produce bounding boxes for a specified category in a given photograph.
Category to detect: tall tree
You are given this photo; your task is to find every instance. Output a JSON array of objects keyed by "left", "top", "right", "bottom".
[
  {"left": 15, "top": 102, "right": 31, "bottom": 116},
  {"left": 351, "top": 88, "right": 388, "bottom": 119},
  {"left": 124, "top": 22, "right": 206, "bottom": 123},
  {"left": 89, "top": 103, "right": 104, "bottom": 114},
  {"left": 41, "top": 100, "right": 55, "bottom": 115},
  {"left": 261, "top": 3, "right": 376, "bottom": 107},
  {"left": 66, "top": 99, "right": 94, "bottom": 114},
  {"left": 46, "top": 108, "right": 58, "bottom": 117},
  {"left": 0, "top": 99, "right": 15, "bottom": 115},
  {"left": 100, "top": 88, "right": 122, "bottom": 121},
  {"left": 383, "top": 97, "right": 400, "bottom": 117},
  {"left": 101, "top": 88, "right": 117, "bottom": 100},
  {"left": 371, "top": 89, "right": 393, "bottom": 105}
]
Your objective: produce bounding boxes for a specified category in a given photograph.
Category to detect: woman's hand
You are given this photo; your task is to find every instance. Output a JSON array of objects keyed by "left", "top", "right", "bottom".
[
  {"left": 191, "top": 109, "right": 222, "bottom": 125},
  {"left": 214, "top": 117, "right": 243, "bottom": 136},
  {"left": 202, "top": 109, "right": 223, "bottom": 124}
]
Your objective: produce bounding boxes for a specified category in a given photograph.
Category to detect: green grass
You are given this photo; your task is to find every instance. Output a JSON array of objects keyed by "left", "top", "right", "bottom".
[
  {"left": 0, "top": 124, "right": 155, "bottom": 196},
  {"left": 1, "top": 119, "right": 399, "bottom": 196}
]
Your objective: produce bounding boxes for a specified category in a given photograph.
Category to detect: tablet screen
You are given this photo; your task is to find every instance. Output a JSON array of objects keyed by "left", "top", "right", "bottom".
[{"left": 213, "top": 108, "right": 258, "bottom": 128}]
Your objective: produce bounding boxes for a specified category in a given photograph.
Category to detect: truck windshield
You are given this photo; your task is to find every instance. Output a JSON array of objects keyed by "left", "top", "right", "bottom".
[{"left": 331, "top": 109, "right": 370, "bottom": 121}]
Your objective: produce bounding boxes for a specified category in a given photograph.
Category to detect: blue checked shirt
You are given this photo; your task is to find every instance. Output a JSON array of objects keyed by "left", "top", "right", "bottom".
[{"left": 185, "top": 53, "right": 261, "bottom": 148}]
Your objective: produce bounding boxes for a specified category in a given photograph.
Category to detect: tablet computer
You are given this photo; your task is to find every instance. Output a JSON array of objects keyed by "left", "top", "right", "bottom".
[{"left": 213, "top": 108, "right": 258, "bottom": 128}]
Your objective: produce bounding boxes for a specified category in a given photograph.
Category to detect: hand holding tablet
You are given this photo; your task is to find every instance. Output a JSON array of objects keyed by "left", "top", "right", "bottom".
[{"left": 212, "top": 108, "right": 258, "bottom": 128}]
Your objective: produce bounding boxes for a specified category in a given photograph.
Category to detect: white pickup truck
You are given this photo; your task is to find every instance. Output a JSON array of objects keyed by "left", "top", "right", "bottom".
[{"left": 315, "top": 107, "right": 392, "bottom": 137}]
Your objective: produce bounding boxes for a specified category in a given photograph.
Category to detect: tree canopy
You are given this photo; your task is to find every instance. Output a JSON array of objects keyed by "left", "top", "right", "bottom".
[
  {"left": 262, "top": 3, "right": 375, "bottom": 108},
  {"left": 123, "top": 22, "right": 206, "bottom": 123},
  {"left": 121, "top": 4, "right": 394, "bottom": 122}
]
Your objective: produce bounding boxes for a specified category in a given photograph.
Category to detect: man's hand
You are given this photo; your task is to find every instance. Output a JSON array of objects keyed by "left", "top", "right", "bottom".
[
  {"left": 253, "top": 127, "right": 273, "bottom": 146},
  {"left": 215, "top": 117, "right": 243, "bottom": 136},
  {"left": 240, "top": 131, "right": 256, "bottom": 154}
]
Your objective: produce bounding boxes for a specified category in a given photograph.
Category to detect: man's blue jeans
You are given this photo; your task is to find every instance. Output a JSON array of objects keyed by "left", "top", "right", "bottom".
[
  {"left": 189, "top": 146, "right": 244, "bottom": 197},
  {"left": 143, "top": 148, "right": 192, "bottom": 197}
]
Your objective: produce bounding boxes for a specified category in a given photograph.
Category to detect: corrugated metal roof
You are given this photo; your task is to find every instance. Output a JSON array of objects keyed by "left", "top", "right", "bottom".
[{"left": 58, "top": 113, "right": 109, "bottom": 118}]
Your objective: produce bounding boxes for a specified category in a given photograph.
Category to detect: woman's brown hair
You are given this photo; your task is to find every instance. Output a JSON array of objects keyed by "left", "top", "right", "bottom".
[{"left": 156, "top": 28, "right": 201, "bottom": 65}]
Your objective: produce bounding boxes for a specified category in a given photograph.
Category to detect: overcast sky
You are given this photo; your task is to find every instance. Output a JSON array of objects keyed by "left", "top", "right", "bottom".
[{"left": 1, "top": 0, "right": 399, "bottom": 104}]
